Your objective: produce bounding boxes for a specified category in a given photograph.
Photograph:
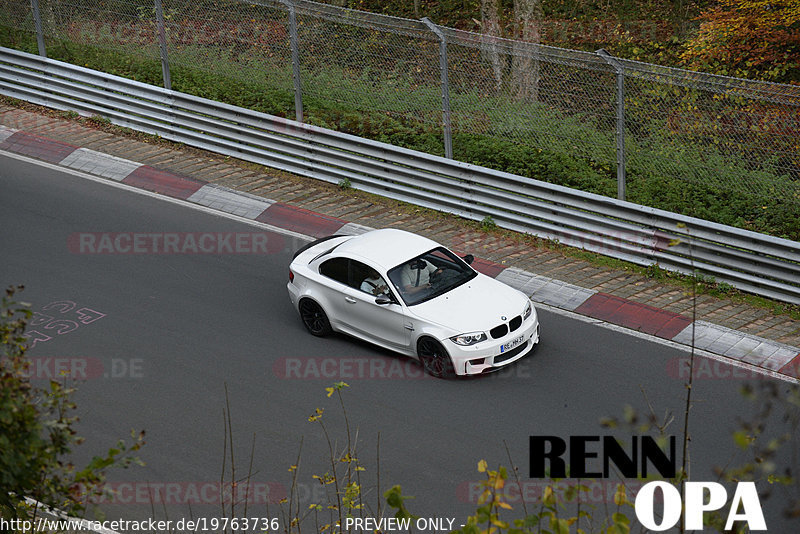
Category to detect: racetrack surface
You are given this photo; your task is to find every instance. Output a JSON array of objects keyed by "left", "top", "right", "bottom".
[{"left": 3, "top": 154, "right": 798, "bottom": 531}]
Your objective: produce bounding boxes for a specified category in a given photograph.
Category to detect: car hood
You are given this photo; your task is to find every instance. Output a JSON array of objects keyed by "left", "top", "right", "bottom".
[{"left": 407, "top": 273, "right": 528, "bottom": 334}]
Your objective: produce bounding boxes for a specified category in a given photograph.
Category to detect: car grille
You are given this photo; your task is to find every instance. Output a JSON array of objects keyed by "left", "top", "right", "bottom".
[
  {"left": 490, "top": 324, "right": 508, "bottom": 339},
  {"left": 489, "top": 314, "right": 523, "bottom": 339},
  {"left": 494, "top": 340, "right": 529, "bottom": 364}
]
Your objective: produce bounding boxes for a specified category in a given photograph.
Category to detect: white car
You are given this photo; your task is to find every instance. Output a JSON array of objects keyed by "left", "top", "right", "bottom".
[{"left": 287, "top": 229, "right": 540, "bottom": 377}]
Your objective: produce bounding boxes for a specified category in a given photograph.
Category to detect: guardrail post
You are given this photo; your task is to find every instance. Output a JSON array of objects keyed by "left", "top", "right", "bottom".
[
  {"left": 596, "top": 49, "right": 626, "bottom": 201},
  {"left": 30, "top": 0, "right": 46, "bottom": 57},
  {"left": 281, "top": 0, "right": 304, "bottom": 123},
  {"left": 154, "top": 0, "right": 171, "bottom": 90},
  {"left": 422, "top": 17, "right": 453, "bottom": 159}
]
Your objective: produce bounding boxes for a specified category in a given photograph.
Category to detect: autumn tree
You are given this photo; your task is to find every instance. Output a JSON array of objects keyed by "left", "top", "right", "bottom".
[{"left": 681, "top": 0, "right": 800, "bottom": 83}]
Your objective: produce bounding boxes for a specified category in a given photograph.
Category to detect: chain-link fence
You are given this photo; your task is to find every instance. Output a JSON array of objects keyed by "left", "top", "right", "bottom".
[{"left": 3, "top": 0, "right": 799, "bottom": 239}]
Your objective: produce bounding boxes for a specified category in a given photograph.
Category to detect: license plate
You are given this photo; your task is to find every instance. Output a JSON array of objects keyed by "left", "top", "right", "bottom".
[{"left": 501, "top": 335, "right": 524, "bottom": 353}]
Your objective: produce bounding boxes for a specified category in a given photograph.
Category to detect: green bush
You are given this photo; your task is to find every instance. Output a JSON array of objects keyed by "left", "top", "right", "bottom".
[{"left": 453, "top": 134, "right": 616, "bottom": 197}]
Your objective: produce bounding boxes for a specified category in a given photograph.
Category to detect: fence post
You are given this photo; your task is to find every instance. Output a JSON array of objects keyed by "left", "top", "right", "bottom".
[
  {"left": 281, "top": 0, "right": 303, "bottom": 123},
  {"left": 596, "top": 49, "right": 626, "bottom": 201},
  {"left": 30, "top": 0, "right": 46, "bottom": 57},
  {"left": 154, "top": 0, "right": 171, "bottom": 90},
  {"left": 421, "top": 17, "right": 453, "bottom": 159}
]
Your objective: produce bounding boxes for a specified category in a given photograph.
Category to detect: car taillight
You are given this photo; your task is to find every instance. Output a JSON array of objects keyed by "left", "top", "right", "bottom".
[{"left": 288, "top": 269, "right": 295, "bottom": 283}]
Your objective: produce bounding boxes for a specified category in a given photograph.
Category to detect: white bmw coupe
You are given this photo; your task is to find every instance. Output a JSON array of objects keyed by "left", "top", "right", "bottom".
[{"left": 287, "top": 228, "right": 540, "bottom": 377}]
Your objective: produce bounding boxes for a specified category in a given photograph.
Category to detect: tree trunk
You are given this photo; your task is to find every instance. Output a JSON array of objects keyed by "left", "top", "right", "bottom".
[
  {"left": 511, "top": 0, "right": 542, "bottom": 101},
  {"left": 480, "top": 0, "right": 504, "bottom": 92}
]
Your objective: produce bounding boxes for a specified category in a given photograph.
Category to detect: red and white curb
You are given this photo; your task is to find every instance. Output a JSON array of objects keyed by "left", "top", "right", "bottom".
[
  {"left": 673, "top": 321, "right": 800, "bottom": 374},
  {"left": 61, "top": 148, "right": 142, "bottom": 181},
  {"left": 0, "top": 124, "right": 16, "bottom": 144},
  {"left": 2, "top": 125, "right": 798, "bottom": 380},
  {"left": 187, "top": 183, "right": 276, "bottom": 219},
  {"left": 496, "top": 267, "right": 598, "bottom": 311}
]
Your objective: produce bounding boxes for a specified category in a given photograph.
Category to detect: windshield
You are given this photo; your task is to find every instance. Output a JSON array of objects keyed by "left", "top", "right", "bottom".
[{"left": 387, "top": 247, "right": 477, "bottom": 306}]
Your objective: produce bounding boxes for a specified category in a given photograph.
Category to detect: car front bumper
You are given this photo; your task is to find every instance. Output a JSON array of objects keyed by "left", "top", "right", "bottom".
[{"left": 447, "top": 314, "right": 540, "bottom": 376}]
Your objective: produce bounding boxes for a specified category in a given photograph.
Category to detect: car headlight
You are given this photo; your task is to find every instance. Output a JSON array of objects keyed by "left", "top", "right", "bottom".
[
  {"left": 450, "top": 332, "right": 487, "bottom": 346},
  {"left": 523, "top": 302, "right": 532, "bottom": 320}
]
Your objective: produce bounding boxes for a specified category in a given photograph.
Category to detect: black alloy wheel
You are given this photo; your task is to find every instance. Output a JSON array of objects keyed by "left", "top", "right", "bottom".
[
  {"left": 299, "top": 299, "right": 332, "bottom": 336},
  {"left": 417, "top": 337, "right": 456, "bottom": 378}
]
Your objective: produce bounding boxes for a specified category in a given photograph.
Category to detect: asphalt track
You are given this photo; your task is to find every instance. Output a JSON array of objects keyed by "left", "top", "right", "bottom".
[{"left": 2, "top": 153, "right": 799, "bottom": 531}]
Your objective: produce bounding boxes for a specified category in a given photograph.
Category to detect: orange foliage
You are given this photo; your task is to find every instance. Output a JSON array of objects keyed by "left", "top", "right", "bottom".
[{"left": 681, "top": 0, "right": 800, "bottom": 82}]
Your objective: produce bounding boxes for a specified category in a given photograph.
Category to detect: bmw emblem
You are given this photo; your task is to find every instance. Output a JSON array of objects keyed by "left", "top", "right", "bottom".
[{"left": 501, "top": 316, "right": 507, "bottom": 321}]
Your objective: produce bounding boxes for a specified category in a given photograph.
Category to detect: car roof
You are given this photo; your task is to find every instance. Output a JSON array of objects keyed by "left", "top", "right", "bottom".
[{"left": 335, "top": 229, "right": 441, "bottom": 271}]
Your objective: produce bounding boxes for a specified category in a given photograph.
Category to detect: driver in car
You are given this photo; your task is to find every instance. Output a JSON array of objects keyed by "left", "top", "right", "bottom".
[
  {"left": 399, "top": 258, "right": 442, "bottom": 295},
  {"left": 361, "top": 269, "right": 389, "bottom": 296}
]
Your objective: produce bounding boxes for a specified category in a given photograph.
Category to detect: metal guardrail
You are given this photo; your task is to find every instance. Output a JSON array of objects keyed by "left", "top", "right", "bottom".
[{"left": 2, "top": 47, "right": 799, "bottom": 304}]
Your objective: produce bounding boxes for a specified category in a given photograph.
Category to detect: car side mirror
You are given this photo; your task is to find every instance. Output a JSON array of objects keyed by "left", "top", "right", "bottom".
[
  {"left": 375, "top": 295, "right": 394, "bottom": 305},
  {"left": 462, "top": 254, "right": 474, "bottom": 265}
]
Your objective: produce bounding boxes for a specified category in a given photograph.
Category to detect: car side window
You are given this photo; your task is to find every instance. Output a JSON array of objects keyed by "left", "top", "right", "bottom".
[
  {"left": 350, "top": 260, "right": 390, "bottom": 296},
  {"left": 319, "top": 257, "right": 349, "bottom": 286}
]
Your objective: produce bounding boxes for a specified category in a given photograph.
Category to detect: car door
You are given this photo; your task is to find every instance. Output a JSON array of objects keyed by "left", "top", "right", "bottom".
[
  {"left": 316, "top": 256, "right": 353, "bottom": 331},
  {"left": 318, "top": 257, "right": 407, "bottom": 350},
  {"left": 342, "top": 260, "right": 408, "bottom": 350}
]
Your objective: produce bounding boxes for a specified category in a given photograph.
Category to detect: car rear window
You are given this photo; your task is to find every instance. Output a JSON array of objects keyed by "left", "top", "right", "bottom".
[{"left": 319, "top": 257, "right": 349, "bottom": 286}]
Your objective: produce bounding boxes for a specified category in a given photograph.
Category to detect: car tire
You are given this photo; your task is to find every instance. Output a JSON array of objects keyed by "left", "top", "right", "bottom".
[
  {"left": 299, "top": 298, "right": 332, "bottom": 336},
  {"left": 417, "top": 337, "right": 456, "bottom": 378}
]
